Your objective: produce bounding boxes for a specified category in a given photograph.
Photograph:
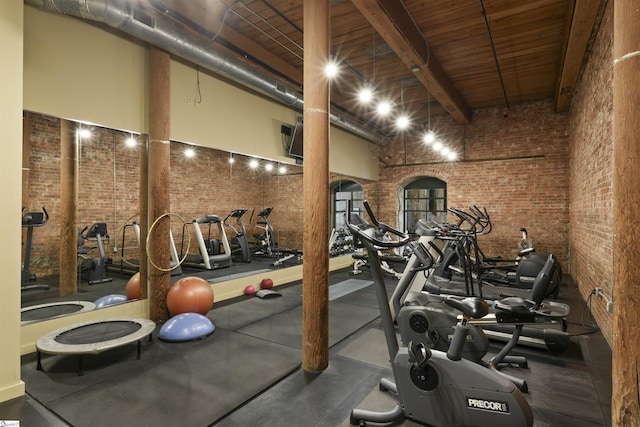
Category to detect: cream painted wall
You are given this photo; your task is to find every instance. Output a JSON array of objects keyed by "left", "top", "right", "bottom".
[
  {"left": 171, "top": 60, "right": 379, "bottom": 179},
  {"left": 24, "top": 6, "right": 149, "bottom": 133},
  {"left": 170, "top": 60, "right": 297, "bottom": 163},
  {"left": 330, "top": 128, "right": 379, "bottom": 180},
  {"left": 24, "top": 5, "right": 379, "bottom": 180},
  {"left": 0, "top": 0, "right": 26, "bottom": 402}
]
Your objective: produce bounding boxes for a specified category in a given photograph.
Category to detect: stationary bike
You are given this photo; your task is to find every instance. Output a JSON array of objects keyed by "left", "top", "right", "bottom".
[
  {"left": 346, "top": 201, "right": 533, "bottom": 427},
  {"left": 224, "top": 208, "right": 251, "bottom": 263}
]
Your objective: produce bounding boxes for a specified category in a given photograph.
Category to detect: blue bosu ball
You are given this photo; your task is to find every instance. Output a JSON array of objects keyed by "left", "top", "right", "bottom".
[
  {"left": 158, "top": 312, "right": 215, "bottom": 342},
  {"left": 94, "top": 294, "right": 128, "bottom": 309}
]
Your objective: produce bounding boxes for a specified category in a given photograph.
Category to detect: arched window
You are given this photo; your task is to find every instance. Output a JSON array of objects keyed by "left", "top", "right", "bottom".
[
  {"left": 331, "top": 180, "right": 363, "bottom": 230},
  {"left": 403, "top": 177, "right": 447, "bottom": 233}
]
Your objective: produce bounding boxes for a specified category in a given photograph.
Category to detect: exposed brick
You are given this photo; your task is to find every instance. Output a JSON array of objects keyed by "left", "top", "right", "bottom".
[{"left": 568, "top": 2, "right": 613, "bottom": 344}]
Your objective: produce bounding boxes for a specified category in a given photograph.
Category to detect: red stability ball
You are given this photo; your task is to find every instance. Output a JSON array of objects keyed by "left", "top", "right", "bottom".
[
  {"left": 125, "top": 272, "right": 141, "bottom": 300},
  {"left": 167, "top": 276, "right": 214, "bottom": 316},
  {"left": 261, "top": 278, "right": 274, "bottom": 290}
]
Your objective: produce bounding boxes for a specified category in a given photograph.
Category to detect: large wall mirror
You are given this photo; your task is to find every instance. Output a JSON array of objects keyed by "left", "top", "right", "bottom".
[{"left": 20, "top": 111, "right": 320, "bottom": 324}]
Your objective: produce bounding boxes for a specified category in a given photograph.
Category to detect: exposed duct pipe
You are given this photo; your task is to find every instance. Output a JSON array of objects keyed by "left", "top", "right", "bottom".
[{"left": 25, "top": 0, "right": 388, "bottom": 145}]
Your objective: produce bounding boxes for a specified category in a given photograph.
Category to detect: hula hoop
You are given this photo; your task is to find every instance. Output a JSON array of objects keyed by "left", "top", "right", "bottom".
[
  {"left": 146, "top": 212, "right": 191, "bottom": 272},
  {"left": 117, "top": 213, "right": 142, "bottom": 268}
]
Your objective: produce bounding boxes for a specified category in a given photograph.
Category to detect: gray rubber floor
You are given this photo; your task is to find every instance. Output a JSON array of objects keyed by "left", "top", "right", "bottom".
[{"left": 3, "top": 271, "right": 612, "bottom": 427}]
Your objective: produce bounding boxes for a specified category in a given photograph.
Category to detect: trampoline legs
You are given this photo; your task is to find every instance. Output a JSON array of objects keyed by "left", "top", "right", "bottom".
[
  {"left": 78, "top": 355, "right": 84, "bottom": 376},
  {"left": 137, "top": 340, "right": 142, "bottom": 360},
  {"left": 36, "top": 351, "right": 42, "bottom": 371}
]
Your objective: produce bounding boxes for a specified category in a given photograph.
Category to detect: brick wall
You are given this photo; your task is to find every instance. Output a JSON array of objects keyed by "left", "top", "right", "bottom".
[
  {"left": 23, "top": 113, "right": 62, "bottom": 275},
  {"left": 24, "top": 115, "right": 362, "bottom": 275},
  {"left": 568, "top": 2, "right": 613, "bottom": 344},
  {"left": 373, "top": 100, "right": 571, "bottom": 270},
  {"left": 24, "top": 113, "right": 143, "bottom": 276}
]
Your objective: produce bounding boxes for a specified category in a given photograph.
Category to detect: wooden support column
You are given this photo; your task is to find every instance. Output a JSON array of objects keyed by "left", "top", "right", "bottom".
[
  {"left": 58, "top": 119, "right": 78, "bottom": 295},
  {"left": 139, "top": 134, "right": 149, "bottom": 300},
  {"left": 148, "top": 48, "right": 171, "bottom": 322},
  {"left": 302, "top": 0, "right": 330, "bottom": 372},
  {"left": 612, "top": 1, "right": 640, "bottom": 425}
]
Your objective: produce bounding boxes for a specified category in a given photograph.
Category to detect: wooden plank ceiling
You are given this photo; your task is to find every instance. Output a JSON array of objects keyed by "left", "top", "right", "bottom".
[{"left": 144, "top": 0, "right": 602, "bottom": 139}]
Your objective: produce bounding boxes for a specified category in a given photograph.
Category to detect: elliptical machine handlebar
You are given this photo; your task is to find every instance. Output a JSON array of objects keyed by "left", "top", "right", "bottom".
[
  {"left": 347, "top": 200, "right": 410, "bottom": 249},
  {"left": 224, "top": 208, "right": 248, "bottom": 222}
]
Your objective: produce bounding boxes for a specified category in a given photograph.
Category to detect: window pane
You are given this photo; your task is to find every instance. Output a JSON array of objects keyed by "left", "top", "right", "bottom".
[
  {"left": 331, "top": 181, "right": 363, "bottom": 231},
  {"left": 406, "top": 212, "right": 426, "bottom": 233},
  {"left": 406, "top": 199, "right": 427, "bottom": 211},
  {"left": 406, "top": 189, "right": 427, "bottom": 198},
  {"left": 432, "top": 188, "right": 446, "bottom": 198},
  {"left": 404, "top": 177, "right": 447, "bottom": 233}
]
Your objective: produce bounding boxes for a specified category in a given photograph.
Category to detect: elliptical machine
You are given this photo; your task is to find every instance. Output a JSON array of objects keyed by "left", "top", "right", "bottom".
[
  {"left": 224, "top": 209, "right": 251, "bottom": 263},
  {"left": 393, "top": 216, "right": 571, "bottom": 354},
  {"left": 250, "top": 207, "right": 276, "bottom": 256},
  {"left": 346, "top": 201, "right": 533, "bottom": 427},
  {"left": 77, "top": 223, "right": 113, "bottom": 285},
  {"left": 21, "top": 206, "right": 50, "bottom": 291}
]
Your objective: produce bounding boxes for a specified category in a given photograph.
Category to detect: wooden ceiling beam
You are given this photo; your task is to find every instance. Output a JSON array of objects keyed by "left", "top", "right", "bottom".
[
  {"left": 554, "top": 0, "right": 602, "bottom": 112},
  {"left": 350, "top": 0, "right": 472, "bottom": 123}
]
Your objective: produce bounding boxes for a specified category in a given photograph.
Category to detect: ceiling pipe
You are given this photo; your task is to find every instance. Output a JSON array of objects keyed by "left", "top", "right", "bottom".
[{"left": 25, "top": 0, "right": 388, "bottom": 145}]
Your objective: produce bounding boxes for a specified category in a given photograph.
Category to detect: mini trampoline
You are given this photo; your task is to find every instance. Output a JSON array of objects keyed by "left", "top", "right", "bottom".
[
  {"left": 36, "top": 317, "right": 155, "bottom": 375},
  {"left": 21, "top": 301, "right": 96, "bottom": 326}
]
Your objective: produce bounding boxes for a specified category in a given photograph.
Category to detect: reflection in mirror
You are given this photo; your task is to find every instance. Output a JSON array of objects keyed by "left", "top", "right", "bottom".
[
  {"left": 20, "top": 111, "right": 371, "bottom": 324},
  {"left": 21, "top": 111, "right": 143, "bottom": 323},
  {"left": 167, "top": 140, "right": 305, "bottom": 272}
]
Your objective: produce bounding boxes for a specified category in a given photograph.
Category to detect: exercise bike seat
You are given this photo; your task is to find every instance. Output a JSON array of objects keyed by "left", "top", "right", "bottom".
[
  {"left": 494, "top": 297, "right": 532, "bottom": 314},
  {"left": 445, "top": 297, "right": 489, "bottom": 319}
]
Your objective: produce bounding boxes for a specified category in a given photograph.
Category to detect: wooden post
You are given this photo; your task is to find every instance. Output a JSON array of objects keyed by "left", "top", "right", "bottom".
[
  {"left": 302, "top": 0, "right": 330, "bottom": 372},
  {"left": 612, "top": 1, "right": 640, "bottom": 424},
  {"left": 148, "top": 48, "right": 171, "bottom": 322},
  {"left": 139, "top": 134, "right": 149, "bottom": 300},
  {"left": 58, "top": 119, "right": 78, "bottom": 295}
]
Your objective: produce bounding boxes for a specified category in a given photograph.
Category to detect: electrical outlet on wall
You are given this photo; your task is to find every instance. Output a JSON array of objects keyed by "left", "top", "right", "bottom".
[{"left": 594, "top": 287, "right": 613, "bottom": 314}]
